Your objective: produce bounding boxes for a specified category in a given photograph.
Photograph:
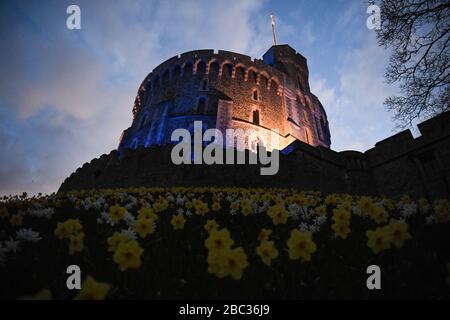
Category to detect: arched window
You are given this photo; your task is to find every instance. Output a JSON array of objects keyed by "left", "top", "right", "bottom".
[
  {"left": 197, "top": 98, "right": 206, "bottom": 114},
  {"left": 271, "top": 80, "right": 279, "bottom": 94},
  {"left": 209, "top": 62, "right": 220, "bottom": 78},
  {"left": 248, "top": 70, "right": 258, "bottom": 83},
  {"left": 252, "top": 89, "right": 259, "bottom": 101},
  {"left": 236, "top": 67, "right": 245, "bottom": 80},
  {"left": 172, "top": 66, "right": 181, "bottom": 80},
  {"left": 196, "top": 61, "right": 206, "bottom": 77},
  {"left": 260, "top": 75, "right": 268, "bottom": 88},
  {"left": 252, "top": 110, "right": 260, "bottom": 125},
  {"left": 162, "top": 70, "right": 170, "bottom": 84},
  {"left": 222, "top": 64, "right": 232, "bottom": 78},
  {"left": 183, "top": 63, "right": 193, "bottom": 78}
]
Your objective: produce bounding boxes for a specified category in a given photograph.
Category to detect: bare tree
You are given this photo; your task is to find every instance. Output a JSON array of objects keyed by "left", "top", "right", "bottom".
[{"left": 376, "top": 0, "right": 449, "bottom": 128}]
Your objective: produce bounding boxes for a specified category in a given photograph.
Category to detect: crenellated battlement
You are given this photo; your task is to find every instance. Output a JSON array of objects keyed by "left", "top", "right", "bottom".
[{"left": 121, "top": 45, "right": 332, "bottom": 155}]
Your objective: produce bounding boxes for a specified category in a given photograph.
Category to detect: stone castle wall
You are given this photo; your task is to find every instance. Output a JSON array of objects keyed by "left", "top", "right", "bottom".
[
  {"left": 118, "top": 46, "right": 331, "bottom": 154},
  {"left": 60, "top": 111, "right": 450, "bottom": 199}
]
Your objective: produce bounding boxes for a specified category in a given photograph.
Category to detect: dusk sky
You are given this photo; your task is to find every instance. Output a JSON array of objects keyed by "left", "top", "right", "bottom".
[{"left": 0, "top": 0, "right": 400, "bottom": 196}]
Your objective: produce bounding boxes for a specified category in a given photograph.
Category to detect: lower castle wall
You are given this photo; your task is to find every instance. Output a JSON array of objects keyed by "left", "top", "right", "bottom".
[{"left": 59, "top": 112, "right": 450, "bottom": 199}]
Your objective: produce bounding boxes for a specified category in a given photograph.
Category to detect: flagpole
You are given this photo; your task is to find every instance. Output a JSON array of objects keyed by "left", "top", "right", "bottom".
[{"left": 270, "top": 14, "right": 277, "bottom": 46}]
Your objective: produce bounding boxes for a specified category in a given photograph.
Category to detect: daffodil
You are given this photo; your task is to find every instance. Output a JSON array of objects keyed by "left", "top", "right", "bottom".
[
  {"left": 358, "top": 196, "right": 374, "bottom": 216},
  {"left": 256, "top": 240, "right": 279, "bottom": 266},
  {"left": 267, "top": 203, "right": 288, "bottom": 225},
  {"left": 240, "top": 200, "right": 252, "bottom": 216},
  {"left": 54, "top": 219, "right": 83, "bottom": 240},
  {"left": 286, "top": 230, "right": 317, "bottom": 262},
  {"left": 212, "top": 201, "right": 221, "bottom": 211},
  {"left": 107, "top": 232, "right": 129, "bottom": 252},
  {"left": 385, "top": 219, "right": 411, "bottom": 248},
  {"left": 370, "top": 205, "right": 389, "bottom": 224},
  {"left": 366, "top": 227, "right": 391, "bottom": 254},
  {"left": 257, "top": 228, "right": 272, "bottom": 242},
  {"left": 171, "top": 213, "right": 186, "bottom": 230},
  {"left": 109, "top": 205, "right": 126, "bottom": 223},
  {"left": 208, "top": 247, "right": 248, "bottom": 280},
  {"left": 134, "top": 218, "right": 155, "bottom": 238},
  {"left": 434, "top": 199, "right": 449, "bottom": 222},
  {"left": 332, "top": 207, "right": 350, "bottom": 223},
  {"left": 204, "top": 219, "right": 219, "bottom": 233},
  {"left": 69, "top": 232, "right": 84, "bottom": 255},
  {"left": 314, "top": 205, "right": 327, "bottom": 216},
  {"left": 74, "top": 276, "right": 111, "bottom": 300},
  {"left": 193, "top": 200, "right": 210, "bottom": 216},
  {"left": 137, "top": 207, "right": 158, "bottom": 222},
  {"left": 113, "top": 240, "right": 144, "bottom": 271},
  {"left": 205, "top": 228, "right": 234, "bottom": 253},
  {"left": 331, "top": 221, "right": 351, "bottom": 239}
]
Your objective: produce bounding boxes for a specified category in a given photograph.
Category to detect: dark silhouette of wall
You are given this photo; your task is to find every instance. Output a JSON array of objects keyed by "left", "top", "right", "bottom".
[{"left": 59, "top": 111, "right": 450, "bottom": 199}]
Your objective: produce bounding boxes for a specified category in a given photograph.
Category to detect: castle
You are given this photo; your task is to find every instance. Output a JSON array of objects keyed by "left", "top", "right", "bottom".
[
  {"left": 118, "top": 45, "right": 331, "bottom": 153},
  {"left": 59, "top": 45, "right": 450, "bottom": 200}
]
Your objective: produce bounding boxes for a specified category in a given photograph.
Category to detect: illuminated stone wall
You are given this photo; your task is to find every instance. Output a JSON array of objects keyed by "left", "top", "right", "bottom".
[{"left": 118, "top": 45, "right": 331, "bottom": 153}]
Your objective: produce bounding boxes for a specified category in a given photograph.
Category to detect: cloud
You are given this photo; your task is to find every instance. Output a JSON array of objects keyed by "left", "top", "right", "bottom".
[
  {"left": 0, "top": 0, "right": 266, "bottom": 195},
  {"left": 311, "top": 33, "right": 399, "bottom": 152}
]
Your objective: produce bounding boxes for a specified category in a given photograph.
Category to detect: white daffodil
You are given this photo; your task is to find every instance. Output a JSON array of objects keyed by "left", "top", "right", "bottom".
[
  {"left": 4, "top": 238, "right": 20, "bottom": 253},
  {"left": 16, "top": 229, "right": 42, "bottom": 243},
  {"left": 121, "top": 228, "right": 137, "bottom": 241}
]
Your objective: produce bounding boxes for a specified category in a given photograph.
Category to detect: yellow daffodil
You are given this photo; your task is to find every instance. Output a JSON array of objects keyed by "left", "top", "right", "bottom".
[
  {"left": 74, "top": 276, "right": 111, "bottom": 300},
  {"left": 208, "top": 247, "right": 248, "bottom": 280},
  {"left": 257, "top": 228, "right": 272, "bottom": 242},
  {"left": 137, "top": 207, "right": 158, "bottom": 221},
  {"left": 434, "top": 199, "right": 449, "bottom": 222},
  {"left": 256, "top": 240, "right": 279, "bottom": 266},
  {"left": 370, "top": 205, "right": 389, "bottom": 224},
  {"left": 240, "top": 200, "right": 253, "bottom": 216},
  {"left": 204, "top": 219, "right": 219, "bottom": 233},
  {"left": 205, "top": 228, "right": 234, "bottom": 253},
  {"left": 331, "top": 221, "right": 351, "bottom": 239},
  {"left": 366, "top": 227, "right": 391, "bottom": 254},
  {"left": 332, "top": 207, "right": 351, "bottom": 223},
  {"left": 358, "top": 196, "right": 374, "bottom": 216},
  {"left": 134, "top": 218, "right": 155, "bottom": 238},
  {"left": 193, "top": 200, "right": 210, "bottom": 216},
  {"left": 113, "top": 240, "right": 144, "bottom": 271},
  {"left": 267, "top": 203, "right": 288, "bottom": 225},
  {"left": 385, "top": 219, "right": 411, "bottom": 248},
  {"left": 54, "top": 219, "right": 83, "bottom": 240},
  {"left": 314, "top": 205, "right": 327, "bottom": 216},
  {"left": 107, "top": 232, "right": 129, "bottom": 252},
  {"left": 153, "top": 198, "right": 169, "bottom": 213},
  {"left": 69, "top": 232, "right": 84, "bottom": 255},
  {"left": 286, "top": 230, "right": 317, "bottom": 262},
  {"left": 212, "top": 201, "right": 221, "bottom": 211},
  {"left": 109, "top": 205, "right": 126, "bottom": 223},
  {"left": 171, "top": 213, "right": 186, "bottom": 230}
]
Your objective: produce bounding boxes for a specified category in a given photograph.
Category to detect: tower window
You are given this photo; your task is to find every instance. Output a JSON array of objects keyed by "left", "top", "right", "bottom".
[
  {"left": 252, "top": 110, "right": 260, "bottom": 125},
  {"left": 252, "top": 89, "right": 259, "bottom": 101}
]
